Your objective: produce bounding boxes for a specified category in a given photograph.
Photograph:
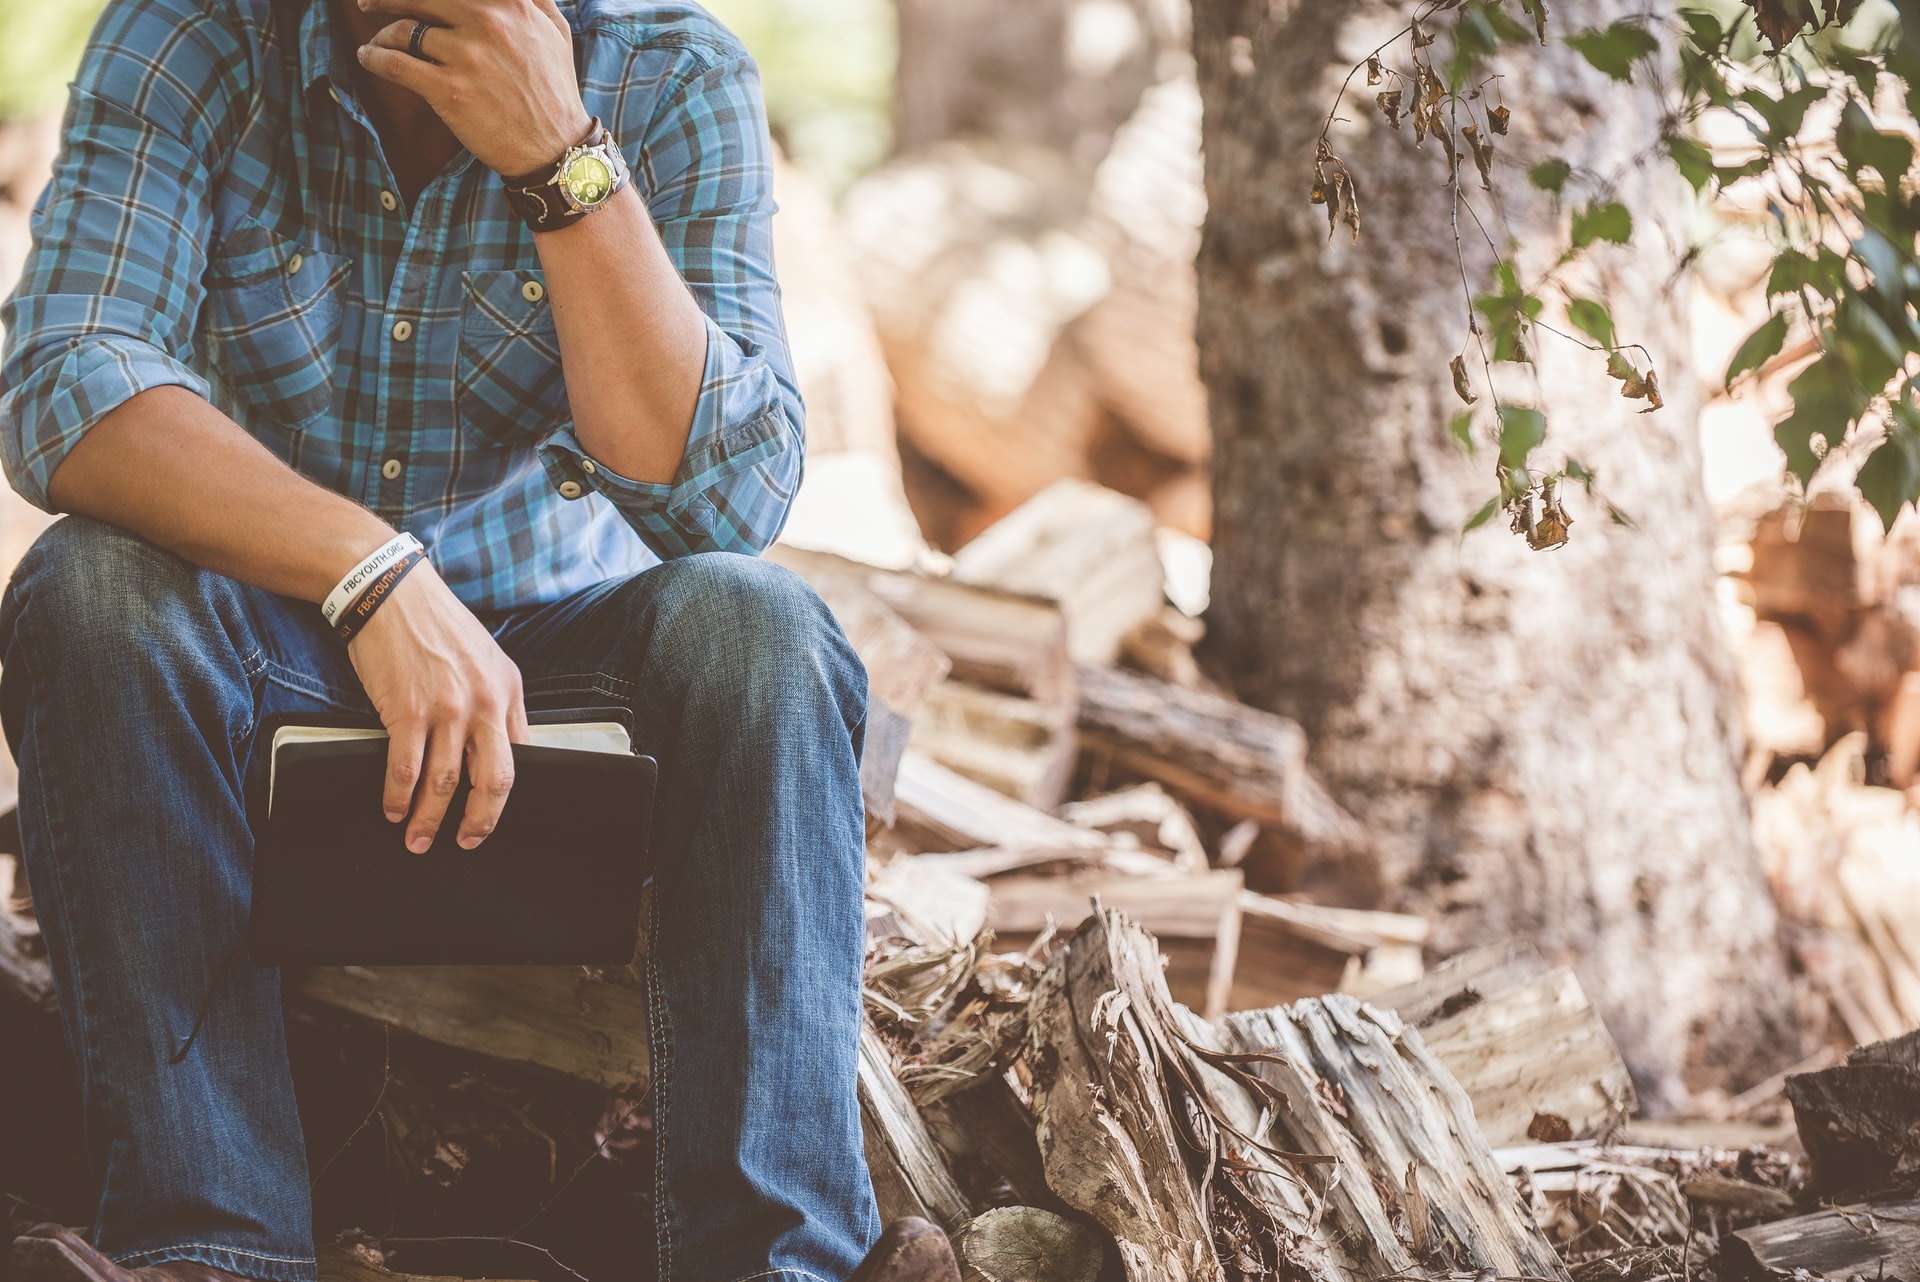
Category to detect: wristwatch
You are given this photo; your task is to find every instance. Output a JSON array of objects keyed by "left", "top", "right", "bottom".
[{"left": 500, "top": 117, "right": 630, "bottom": 233}]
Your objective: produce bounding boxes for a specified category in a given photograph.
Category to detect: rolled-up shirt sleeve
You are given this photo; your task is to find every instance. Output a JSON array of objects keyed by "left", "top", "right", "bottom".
[
  {"left": 0, "top": 0, "right": 239, "bottom": 513},
  {"left": 538, "top": 50, "right": 804, "bottom": 560}
]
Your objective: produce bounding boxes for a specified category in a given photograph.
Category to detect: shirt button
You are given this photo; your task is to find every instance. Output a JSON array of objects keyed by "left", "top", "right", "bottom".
[
  {"left": 581, "top": 458, "right": 598, "bottom": 475},
  {"left": 521, "top": 280, "right": 545, "bottom": 303},
  {"left": 328, "top": 86, "right": 342, "bottom": 104},
  {"left": 379, "top": 189, "right": 399, "bottom": 212},
  {"left": 558, "top": 480, "right": 584, "bottom": 500},
  {"left": 381, "top": 458, "right": 404, "bottom": 481},
  {"left": 390, "top": 319, "right": 413, "bottom": 342},
  {"left": 285, "top": 252, "right": 303, "bottom": 276}
]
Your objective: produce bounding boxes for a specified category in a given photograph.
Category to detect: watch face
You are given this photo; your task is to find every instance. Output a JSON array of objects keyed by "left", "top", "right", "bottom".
[{"left": 562, "top": 153, "right": 615, "bottom": 207}]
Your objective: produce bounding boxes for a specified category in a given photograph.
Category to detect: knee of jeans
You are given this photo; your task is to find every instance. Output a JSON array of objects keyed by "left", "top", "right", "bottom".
[
  {"left": 650, "top": 553, "right": 867, "bottom": 719},
  {"left": 4, "top": 516, "right": 223, "bottom": 662}
]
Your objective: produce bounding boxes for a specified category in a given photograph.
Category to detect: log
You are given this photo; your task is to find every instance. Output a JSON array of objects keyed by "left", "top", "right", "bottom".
[
  {"left": 1074, "top": 664, "right": 1364, "bottom": 854},
  {"left": 1724, "top": 1199, "right": 1920, "bottom": 1279},
  {"left": 803, "top": 574, "right": 951, "bottom": 715},
  {"left": 316, "top": 1244, "right": 535, "bottom": 1282},
  {"left": 909, "top": 679, "right": 1076, "bottom": 811},
  {"left": 951, "top": 480, "right": 1165, "bottom": 667},
  {"left": 888, "top": 751, "right": 1113, "bottom": 861},
  {"left": 918, "top": 1074, "right": 1057, "bottom": 1213},
  {"left": 1368, "top": 941, "right": 1636, "bottom": 1146},
  {"left": 768, "top": 547, "right": 1074, "bottom": 706},
  {"left": 1222, "top": 997, "right": 1572, "bottom": 1279},
  {"left": 840, "top": 144, "right": 1108, "bottom": 516},
  {"left": 953, "top": 1207, "right": 1104, "bottom": 1282},
  {"left": 859, "top": 1022, "right": 972, "bottom": 1232},
  {"left": 1787, "top": 1029, "right": 1920, "bottom": 1196},
  {"left": 298, "top": 964, "right": 652, "bottom": 1093},
  {"left": 1228, "top": 893, "right": 1428, "bottom": 1013},
  {"left": 0, "top": 853, "right": 55, "bottom": 1012},
  {"left": 1057, "top": 784, "right": 1207, "bottom": 874},
  {"left": 984, "top": 869, "right": 1243, "bottom": 1019},
  {"left": 1025, "top": 906, "right": 1341, "bottom": 1282}
]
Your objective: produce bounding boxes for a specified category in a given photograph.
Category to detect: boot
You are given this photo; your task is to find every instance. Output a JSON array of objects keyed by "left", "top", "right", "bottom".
[
  {"left": 11, "top": 1225, "right": 245, "bottom": 1282},
  {"left": 847, "top": 1217, "right": 960, "bottom": 1282}
]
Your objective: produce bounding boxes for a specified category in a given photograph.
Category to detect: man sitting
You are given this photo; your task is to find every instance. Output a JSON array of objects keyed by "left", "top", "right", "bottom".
[{"left": 0, "top": 1, "right": 956, "bottom": 1279}]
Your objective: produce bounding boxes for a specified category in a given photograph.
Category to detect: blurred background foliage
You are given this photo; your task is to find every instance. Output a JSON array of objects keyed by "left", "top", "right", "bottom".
[{"left": 0, "top": 0, "right": 896, "bottom": 193}]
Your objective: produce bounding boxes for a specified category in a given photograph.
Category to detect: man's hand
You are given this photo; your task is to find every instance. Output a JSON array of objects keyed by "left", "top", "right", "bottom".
[
  {"left": 347, "top": 564, "right": 530, "bottom": 852},
  {"left": 356, "top": 0, "right": 593, "bottom": 177}
]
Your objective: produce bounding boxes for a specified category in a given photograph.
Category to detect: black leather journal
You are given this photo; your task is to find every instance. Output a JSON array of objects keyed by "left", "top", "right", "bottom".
[{"left": 249, "top": 710, "right": 657, "bottom": 967}]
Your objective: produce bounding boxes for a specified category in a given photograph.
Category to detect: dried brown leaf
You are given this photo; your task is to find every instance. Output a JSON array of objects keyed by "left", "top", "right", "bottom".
[
  {"left": 1367, "top": 55, "right": 1383, "bottom": 85},
  {"left": 1450, "top": 354, "right": 1478, "bottom": 404},
  {"left": 1490, "top": 104, "right": 1511, "bottom": 135},
  {"left": 1463, "top": 122, "right": 1494, "bottom": 189},
  {"left": 1377, "top": 88, "right": 1404, "bottom": 128}
]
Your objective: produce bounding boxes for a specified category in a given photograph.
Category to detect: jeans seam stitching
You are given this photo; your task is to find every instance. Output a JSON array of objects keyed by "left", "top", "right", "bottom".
[
  {"left": 726, "top": 1272, "right": 837, "bottom": 1282},
  {"left": 647, "top": 885, "right": 675, "bottom": 1282},
  {"left": 108, "top": 1245, "right": 317, "bottom": 1266}
]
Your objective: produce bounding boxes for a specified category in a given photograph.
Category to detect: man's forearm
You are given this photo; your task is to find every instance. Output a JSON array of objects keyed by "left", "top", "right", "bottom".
[
  {"left": 45, "top": 385, "right": 397, "bottom": 601},
  {"left": 533, "top": 182, "right": 708, "bottom": 485}
]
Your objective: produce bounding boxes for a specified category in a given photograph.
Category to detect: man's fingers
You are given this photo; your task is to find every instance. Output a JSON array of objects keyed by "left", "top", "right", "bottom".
[
  {"left": 357, "top": 42, "right": 445, "bottom": 91},
  {"left": 383, "top": 724, "right": 427, "bottom": 824},
  {"left": 357, "top": 0, "right": 461, "bottom": 22},
  {"left": 457, "top": 722, "right": 516, "bottom": 850},
  {"left": 405, "top": 726, "right": 468, "bottom": 854}
]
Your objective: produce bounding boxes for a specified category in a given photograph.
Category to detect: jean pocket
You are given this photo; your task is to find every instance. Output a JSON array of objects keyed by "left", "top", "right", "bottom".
[
  {"left": 456, "top": 269, "right": 570, "bottom": 447},
  {"left": 204, "top": 222, "right": 348, "bottom": 434}
]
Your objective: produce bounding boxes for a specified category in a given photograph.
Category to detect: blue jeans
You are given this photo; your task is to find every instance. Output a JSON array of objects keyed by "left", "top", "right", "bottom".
[{"left": 0, "top": 517, "right": 878, "bottom": 1282}]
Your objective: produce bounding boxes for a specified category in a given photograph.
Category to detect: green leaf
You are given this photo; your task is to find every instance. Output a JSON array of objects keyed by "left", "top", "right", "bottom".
[
  {"left": 1463, "top": 495, "right": 1502, "bottom": 533},
  {"left": 1498, "top": 405, "right": 1548, "bottom": 469},
  {"left": 1449, "top": 410, "right": 1477, "bottom": 454},
  {"left": 1739, "top": 85, "right": 1826, "bottom": 145},
  {"left": 1566, "top": 297, "right": 1616, "bottom": 348},
  {"left": 1565, "top": 21, "right": 1659, "bottom": 80},
  {"left": 1724, "top": 312, "right": 1788, "bottom": 390},
  {"left": 1768, "top": 248, "right": 1847, "bottom": 298},
  {"left": 1528, "top": 158, "right": 1572, "bottom": 193},
  {"left": 1666, "top": 136, "right": 1714, "bottom": 191},
  {"left": 1776, "top": 357, "right": 1866, "bottom": 486},
  {"left": 1855, "top": 428, "right": 1920, "bottom": 530},
  {"left": 1679, "top": 8, "right": 1726, "bottom": 49},
  {"left": 1836, "top": 98, "right": 1915, "bottom": 182},
  {"left": 1570, "top": 200, "right": 1633, "bottom": 248}
]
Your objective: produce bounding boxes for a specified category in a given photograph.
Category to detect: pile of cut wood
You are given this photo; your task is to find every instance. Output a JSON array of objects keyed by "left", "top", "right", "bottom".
[{"left": 0, "top": 471, "right": 1825, "bottom": 1280}]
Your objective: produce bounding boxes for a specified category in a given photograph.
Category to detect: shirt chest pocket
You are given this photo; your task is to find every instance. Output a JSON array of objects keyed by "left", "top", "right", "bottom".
[
  {"left": 203, "top": 225, "right": 348, "bottom": 433},
  {"left": 457, "top": 270, "right": 570, "bottom": 447}
]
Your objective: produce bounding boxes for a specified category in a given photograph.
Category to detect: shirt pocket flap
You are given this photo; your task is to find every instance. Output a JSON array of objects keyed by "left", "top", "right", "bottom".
[
  {"left": 456, "top": 269, "right": 569, "bottom": 447},
  {"left": 203, "top": 221, "right": 348, "bottom": 433}
]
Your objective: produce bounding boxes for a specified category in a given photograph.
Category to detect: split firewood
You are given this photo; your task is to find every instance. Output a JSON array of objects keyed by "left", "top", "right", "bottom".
[
  {"left": 1368, "top": 941, "right": 1635, "bottom": 1146},
  {"left": 0, "top": 851, "right": 56, "bottom": 1013},
  {"left": 838, "top": 143, "right": 1108, "bottom": 516},
  {"left": 888, "top": 752, "right": 1127, "bottom": 864},
  {"left": 953, "top": 1206, "right": 1105, "bottom": 1282},
  {"left": 918, "top": 1074, "right": 1058, "bottom": 1212},
  {"left": 299, "top": 964, "right": 652, "bottom": 1093},
  {"left": 909, "top": 679, "right": 1076, "bottom": 811},
  {"left": 985, "top": 869, "right": 1243, "bottom": 1019},
  {"left": 1786, "top": 1028, "right": 1920, "bottom": 1196},
  {"left": 1074, "top": 664, "right": 1364, "bottom": 857},
  {"left": 951, "top": 480, "right": 1166, "bottom": 667},
  {"left": 1025, "top": 906, "right": 1344, "bottom": 1282},
  {"left": 1057, "top": 784, "right": 1208, "bottom": 874},
  {"left": 859, "top": 1022, "right": 972, "bottom": 1231},
  {"left": 1723, "top": 1197, "right": 1920, "bottom": 1279},
  {"left": 316, "top": 1243, "right": 535, "bottom": 1282},
  {"left": 800, "top": 574, "right": 951, "bottom": 716},
  {"left": 1229, "top": 893, "right": 1427, "bottom": 1012},
  {"left": 1222, "top": 997, "right": 1571, "bottom": 1278},
  {"left": 769, "top": 547, "right": 1074, "bottom": 707}
]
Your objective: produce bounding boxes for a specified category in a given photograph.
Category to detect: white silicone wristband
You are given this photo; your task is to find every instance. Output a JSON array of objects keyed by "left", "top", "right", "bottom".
[{"left": 321, "top": 533, "right": 424, "bottom": 628}]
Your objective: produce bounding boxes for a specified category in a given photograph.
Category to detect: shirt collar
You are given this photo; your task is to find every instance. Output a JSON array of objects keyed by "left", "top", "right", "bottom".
[{"left": 298, "top": 0, "right": 347, "bottom": 102}]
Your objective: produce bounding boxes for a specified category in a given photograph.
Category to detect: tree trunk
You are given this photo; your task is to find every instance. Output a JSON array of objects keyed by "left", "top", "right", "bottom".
[{"left": 1191, "top": 0, "right": 1800, "bottom": 1106}]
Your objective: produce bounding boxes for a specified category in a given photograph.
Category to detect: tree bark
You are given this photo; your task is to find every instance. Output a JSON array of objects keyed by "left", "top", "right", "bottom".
[{"left": 1191, "top": 0, "right": 1800, "bottom": 1106}]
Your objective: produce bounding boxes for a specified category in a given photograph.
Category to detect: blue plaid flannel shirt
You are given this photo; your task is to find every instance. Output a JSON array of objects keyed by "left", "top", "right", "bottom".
[{"left": 0, "top": 0, "right": 803, "bottom": 610}]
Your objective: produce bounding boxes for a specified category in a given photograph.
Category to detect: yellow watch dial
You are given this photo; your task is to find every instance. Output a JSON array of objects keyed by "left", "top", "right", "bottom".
[{"left": 562, "top": 153, "right": 614, "bottom": 206}]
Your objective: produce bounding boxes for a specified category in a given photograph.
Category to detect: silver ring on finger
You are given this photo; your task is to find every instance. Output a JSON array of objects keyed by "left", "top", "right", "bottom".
[{"left": 408, "top": 19, "right": 433, "bottom": 60}]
